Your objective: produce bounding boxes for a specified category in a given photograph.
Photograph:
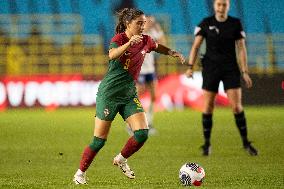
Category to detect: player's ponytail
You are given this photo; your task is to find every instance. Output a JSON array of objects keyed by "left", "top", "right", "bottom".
[{"left": 115, "top": 8, "right": 144, "bottom": 34}]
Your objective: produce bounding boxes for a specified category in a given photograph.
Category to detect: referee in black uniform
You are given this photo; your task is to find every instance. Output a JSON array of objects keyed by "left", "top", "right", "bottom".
[{"left": 186, "top": 0, "right": 257, "bottom": 156}]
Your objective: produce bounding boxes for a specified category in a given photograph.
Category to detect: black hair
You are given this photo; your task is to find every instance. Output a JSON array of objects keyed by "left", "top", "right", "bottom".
[{"left": 115, "top": 8, "right": 144, "bottom": 34}]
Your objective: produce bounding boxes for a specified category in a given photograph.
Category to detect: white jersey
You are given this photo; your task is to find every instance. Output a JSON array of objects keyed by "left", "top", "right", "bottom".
[{"left": 140, "top": 29, "right": 164, "bottom": 74}]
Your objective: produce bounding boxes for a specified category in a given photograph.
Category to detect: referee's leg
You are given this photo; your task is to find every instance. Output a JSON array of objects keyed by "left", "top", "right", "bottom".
[
  {"left": 201, "top": 90, "right": 217, "bottom": 156},
  {"left": 226, "top": 88, "right": 258, "bottom": 156}
]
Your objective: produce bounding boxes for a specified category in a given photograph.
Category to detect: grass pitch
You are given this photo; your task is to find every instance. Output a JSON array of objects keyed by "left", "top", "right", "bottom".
[{"left": 0, "top": 106, "right": 283, "bottom": 189}]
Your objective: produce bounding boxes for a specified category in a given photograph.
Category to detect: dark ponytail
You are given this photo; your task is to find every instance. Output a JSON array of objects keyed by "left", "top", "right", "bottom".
[{"left": 115, "top": 8, "right": 144, "bottom": 34}]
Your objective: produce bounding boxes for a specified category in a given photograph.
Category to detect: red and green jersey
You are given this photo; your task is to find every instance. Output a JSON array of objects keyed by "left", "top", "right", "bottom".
[{"left": 97, "top": 32, "right": 157, "bottom": 100}]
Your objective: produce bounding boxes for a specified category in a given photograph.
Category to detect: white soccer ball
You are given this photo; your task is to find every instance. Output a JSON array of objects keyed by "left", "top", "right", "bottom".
[{"left": 179, "top": 163, "right": 205, "bottom": 186}]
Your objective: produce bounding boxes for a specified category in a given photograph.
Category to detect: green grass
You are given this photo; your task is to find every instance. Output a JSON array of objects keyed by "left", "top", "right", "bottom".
[{"left": 0, "top": 106, "right": 283, "bottom": 189}]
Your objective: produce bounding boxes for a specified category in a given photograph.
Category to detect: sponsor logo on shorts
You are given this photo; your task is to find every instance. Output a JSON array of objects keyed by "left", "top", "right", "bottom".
[{"left": 133, "top": 98, "right": 143, "bottom": 110}]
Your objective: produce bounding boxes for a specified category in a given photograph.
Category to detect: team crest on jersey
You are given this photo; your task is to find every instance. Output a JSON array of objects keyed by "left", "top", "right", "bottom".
[
  {"left": 104, "top": 108, "right": 110, "bottom": 117},
  {"left": 209, "top": 26, "right": 219, "bottom": 34}
]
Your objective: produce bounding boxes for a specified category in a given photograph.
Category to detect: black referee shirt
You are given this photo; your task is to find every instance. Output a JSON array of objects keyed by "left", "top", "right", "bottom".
[{"left": 195, "top": 15, "right": 246, "bottom": 70}]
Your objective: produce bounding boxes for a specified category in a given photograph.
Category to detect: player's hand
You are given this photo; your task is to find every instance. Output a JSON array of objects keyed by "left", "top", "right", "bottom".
[
  {"left": 242, "top": 73, "right": 252, "bottom": 88},
  {"left": 169, "top": 50, "right": 185, "bottom": 64},
  {"left": 129, "top": 35, "right": 143, "bottom": 46},
  {"left": 185, "top": 68, "right": 193, "bottom": 78}
]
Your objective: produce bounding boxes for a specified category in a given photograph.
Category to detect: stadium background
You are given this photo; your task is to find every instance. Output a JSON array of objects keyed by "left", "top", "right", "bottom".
[
  {"left": 0, "top": 1, "right": 284, "bottom": 189},
  {"left": 0, "top": 0, "right": 283, "bottom": 110}
]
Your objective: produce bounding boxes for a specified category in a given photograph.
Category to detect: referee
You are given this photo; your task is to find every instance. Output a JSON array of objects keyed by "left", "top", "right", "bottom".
[{"left": 186, "top": 0, "right": 257, "bottom": 156}]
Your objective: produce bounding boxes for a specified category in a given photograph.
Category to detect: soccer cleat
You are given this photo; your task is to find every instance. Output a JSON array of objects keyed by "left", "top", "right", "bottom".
[
  {"left": 244, "top": 142, "right": 258, "bottom": 156},
  {"left": 200, "top": 144, "right": 211, "bottom": 156},
  {"left": 113, "top": 155, "right": 135, "bottom": 179},
  {"left": 73, "top": 169, "right": 87, "bottom": 185}
]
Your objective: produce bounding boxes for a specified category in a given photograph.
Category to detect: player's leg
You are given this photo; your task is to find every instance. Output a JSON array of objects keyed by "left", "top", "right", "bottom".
[
  {"left": 74, "top": 118, "right": 111, "bottom": 184},
  {"left": 114, "top": 97, "right": 148, "bottom": 179},
  {"left": 226, "top": 88, "right": 258, "bottom": 156},
  {"left": 122, "top": 112, "right": 148, "bottom": 158},
  {"left": 201, "top": 89, "right": 217, "bottom": 156},
  {"left": 74, "top": 97, "right": 117, "bottom": 184},
  {"left": 79, "top": 118, "right": 111, "bottom": 172},
  {"left": 145, "top": 74, "right": 157, "bottom": 134},
  {"left": 125, "top": 75, "right": 146, "bottom": 135},
  {"left": 200, "top": 67, "right": 219, "bottom": 156}
]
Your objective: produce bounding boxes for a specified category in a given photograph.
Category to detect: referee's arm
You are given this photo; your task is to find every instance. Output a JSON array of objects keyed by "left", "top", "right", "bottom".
[
  {"left": 186, "top": 35, "right": 204, "bottom": 78},
  {"left": 236, "top": 38, "right": 253, "bottom": 88}
]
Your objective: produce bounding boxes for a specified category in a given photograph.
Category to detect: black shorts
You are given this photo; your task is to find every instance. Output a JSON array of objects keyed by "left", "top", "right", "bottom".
[{"left": 202, "top": 67, "right": 241, "bottom": 93}]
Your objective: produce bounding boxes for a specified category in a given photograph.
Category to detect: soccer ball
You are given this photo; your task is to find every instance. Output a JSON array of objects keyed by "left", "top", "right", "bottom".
[{"left": 179, "top": 163, "right": 205, "bottom": 186}]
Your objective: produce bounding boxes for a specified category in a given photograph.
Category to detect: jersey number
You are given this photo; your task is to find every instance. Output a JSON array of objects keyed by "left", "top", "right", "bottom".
[{"left": 124, "top": 59, "right": 131, "bottom": 70}]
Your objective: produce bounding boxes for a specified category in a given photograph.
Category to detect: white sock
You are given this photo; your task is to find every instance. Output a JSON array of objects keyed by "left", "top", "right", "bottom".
[
  {"left": 117, "top": 153, "right": 126, "bottom": 162},
  {"left": 76, "top": 169, "right": 84, "bottom": 174},
  {"left": 147, "top": 103, "right": 154, "bottom": 126}
]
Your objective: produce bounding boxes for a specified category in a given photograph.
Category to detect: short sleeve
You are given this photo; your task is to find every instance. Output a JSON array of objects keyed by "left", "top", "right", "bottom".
[
  {"left": 235, "top": 19, "right": 246, "bottom": 40},
  {"left": 194, "top": 19, "right": 207, "bottom": 37},
  {"left": 109, "top": 34, "right": 122, "bottom": 50},
  {"left": 147, "top": 35, "right": 158, "bottom": 52}
]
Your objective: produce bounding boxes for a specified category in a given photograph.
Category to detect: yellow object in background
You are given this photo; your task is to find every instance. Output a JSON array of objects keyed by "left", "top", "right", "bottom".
[{"left": 6, "top": 45, "right": 25, "bottom": 75}]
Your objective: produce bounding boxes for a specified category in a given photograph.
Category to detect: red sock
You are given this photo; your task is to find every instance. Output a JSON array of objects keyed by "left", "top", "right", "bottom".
[
  {"left": 79, "top": 146, "right": 97, "bottom": 172},
  {"left": 121, "top": 136, "right": 145, "bottom": 159}
]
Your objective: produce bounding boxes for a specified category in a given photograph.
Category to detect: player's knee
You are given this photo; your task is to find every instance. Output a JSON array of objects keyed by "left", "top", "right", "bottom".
[
  {"left": 133, "top": 129, "right": 149, "bottom": 143},
  {"left": 231, "top": 104, "right": 243, "bottom": 114},
  {"left": 89, "top": 136, "right": 106, "bottom": 152},
  {"left": 204, "top": 101, "right": 214, "bottom": 113},
  {"left": 204, "top": 105, "right": 214, "bottom": 113}
]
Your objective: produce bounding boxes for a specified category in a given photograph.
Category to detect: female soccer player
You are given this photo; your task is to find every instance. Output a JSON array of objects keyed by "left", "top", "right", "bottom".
[
  {"left": 185, "top": 0, "right": 258, "bottom": 156},
  {"left": 73, "top": 8, "right": 185, "bottom": 184},
  {"left": 127, "top": 15, "right": 166, "bottom": 135}
]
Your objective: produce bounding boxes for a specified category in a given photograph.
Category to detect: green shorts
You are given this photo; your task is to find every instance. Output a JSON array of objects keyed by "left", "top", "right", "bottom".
[{"left": 96, "top": 95, "right": 145, "bottom": 121}]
